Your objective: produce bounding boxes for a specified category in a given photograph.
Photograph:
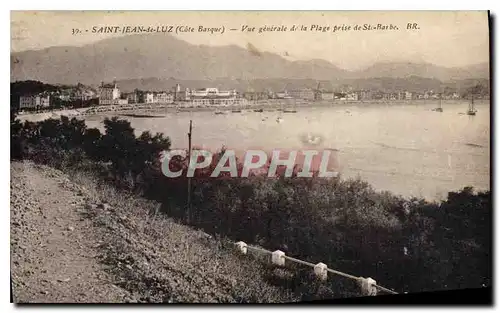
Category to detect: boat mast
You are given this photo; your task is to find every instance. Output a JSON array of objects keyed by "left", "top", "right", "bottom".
[{"left": 316, "top": 81, "right": 321, "bottom": 103}]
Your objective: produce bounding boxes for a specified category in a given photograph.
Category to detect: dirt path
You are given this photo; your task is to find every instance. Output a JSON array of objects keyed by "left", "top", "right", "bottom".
[
  {"left": 10, "top": 161, "right": 300, "bottom": 303},
  {"left": 10, "top": 161, "right": 131, "bottom": 303}
]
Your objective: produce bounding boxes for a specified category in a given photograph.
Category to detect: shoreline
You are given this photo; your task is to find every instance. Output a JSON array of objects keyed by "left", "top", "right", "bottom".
[{"left": 16, "top": 99, "right": 488, "bottom": 122}]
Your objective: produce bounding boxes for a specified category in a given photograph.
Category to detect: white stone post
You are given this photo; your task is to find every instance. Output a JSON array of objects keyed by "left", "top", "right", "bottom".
[
  {"left": 235, "top": 241, "right": 247, "bottom": 254},
  {"left": 359, "top": 277, "right": 378, "bottom": 296},
  {"left": 314, "top": 262, "right": 328, "bottom": 281},
  {"left": 271, "top": 250, "right": 285, "bottom": 266}
]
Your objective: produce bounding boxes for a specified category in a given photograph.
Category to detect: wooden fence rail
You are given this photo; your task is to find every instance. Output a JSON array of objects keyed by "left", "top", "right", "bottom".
[{"left": 235, "top": 241, "right": 398, "bottom": 296}]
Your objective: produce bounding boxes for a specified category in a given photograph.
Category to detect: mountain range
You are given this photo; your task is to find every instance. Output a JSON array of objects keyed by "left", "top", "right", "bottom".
[
  {"left": 10, "top": 33, "right": 489, "bottom": 86},
  {"left": 108, "top": 76, "right": 489, "bottom": 95}
]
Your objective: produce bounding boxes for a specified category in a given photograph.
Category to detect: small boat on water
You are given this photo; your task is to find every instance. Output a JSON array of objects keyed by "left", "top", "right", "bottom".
[
  {"left": 432, "top": 95, "right": 443, "bottom": 112},
  {"left": 283, "top": 98, "right": 298, "bottom": 113},
  {"left": 214, "top": 110, "right": 228, "bottom": 115},
  {"left": 254, "top": 109, "right": 264, "bottom": 113},
  {"left": 467, "top": 96, "right": 477, "bottom": 116},
  {"left": 231, "top": 109, "right": 242, "bottom": 113},
  {"left": 276, "top": 117, "right": 284, "bottom": 123}
]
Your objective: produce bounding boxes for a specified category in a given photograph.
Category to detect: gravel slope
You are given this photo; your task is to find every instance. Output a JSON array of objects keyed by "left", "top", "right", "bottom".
[
  {"left": 10, "top": 161, "right": 299, "bottom": 303},
  {"left": 10, "top": 161, "right": 130, "bottom": 303}
]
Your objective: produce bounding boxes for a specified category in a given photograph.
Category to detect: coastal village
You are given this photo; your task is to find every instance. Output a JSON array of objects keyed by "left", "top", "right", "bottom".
[{"left": 12, "top": 80, "right": 482, "bottom": 113}]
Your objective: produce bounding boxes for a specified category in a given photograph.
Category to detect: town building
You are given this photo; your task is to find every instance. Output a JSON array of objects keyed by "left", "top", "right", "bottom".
[
  {"left": 371, "top": 91, "right": 385, "bottom": 100},
  {"left": 313, "top": 90, "right": 322, "bottom": 101},
  {"left": 314, "top": 90, "right": 335, "bottom": 101},
  {"left": 357, "top": 90, "right": 373, "bottom": 101},
  {"left": 145, "top": 92, "right": 155, "bottom": 103},
  {"left": 173, "top": 83, "right": 182, "bottom": 101},
  {"left": 346, "top": 92, "right": 359, "bottom": 101},
  {"left": 56, "top": 86, "right": 96, "bottom": 102},
  {"left": 80, "top": 89, "right": 97, "bottom": 101},
  {"left": 275, "top": 91, "right": 291, "bottom": 99},
  {"left": 288, "top": 88, "right": 315, "bottom": 100},
  {"left": 176, "top": 87, "right": 237, "bottom": 101},
  {"left": 243, "top": 92, "right": 270, "bottom": 101},
  {"left": 73, "top": 90, "right": 96, "bottom": 102},
  {"left": 321, "top": 91, "right": 336, "bottom": 101},
  {"left": 189, "top": 88, "right": 237, "bottom": 98},
  {"left": 334, "top": 92, "right": 347, "bottom": 100},
  {"left": 124, "top": 91, "right": 140, "bottom": 104},
  {"left": 144, "top": 91, "right": 174, "bottom": 104},
  {"left": 19, "top": 93, "right": 51, "bottom": 109},
  {"left": 157, "top": 92, "right": 173, "bottom": 103},
  {"left": 117, "top": 98, "right": 129, "bottom": 105},
  {"left": 383, "top": 92, "right": 398, "bottom": 101},
  {"left": 174, "top": 86, "right": 246, "bottom": 107},
  {"left": 99, "top": 82, "right": 121, "bottom": 105},
  {"left": 57, "top": 90, "right": 71, "bottom": 102}
]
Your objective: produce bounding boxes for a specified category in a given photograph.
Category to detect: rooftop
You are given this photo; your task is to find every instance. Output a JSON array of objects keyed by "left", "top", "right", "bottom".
[{"left": 101, "top": 84, "right": 117, "bottom": 89}]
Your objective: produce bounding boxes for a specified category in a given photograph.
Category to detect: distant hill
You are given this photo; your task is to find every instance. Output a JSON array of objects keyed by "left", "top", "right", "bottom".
[
  {"left": 11, "top": 33, "right": 489, "bottom": 85},
  {"left": 10, "top": 80, "right": 58, "bottom": 96},
  {"left": 356, "top": 62, "right": 489, "bottom": 81},
  {"left": 113, "top": 76, "right": 489, "bottom": 95}
]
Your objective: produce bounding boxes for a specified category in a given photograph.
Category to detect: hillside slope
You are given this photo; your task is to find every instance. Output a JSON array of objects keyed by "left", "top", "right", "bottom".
[
  {"left": 11, "top": 162, "right": 128, "bottom": 302},
  {"left": 10, "top": 161, "right": 300, "bottom": 303}
]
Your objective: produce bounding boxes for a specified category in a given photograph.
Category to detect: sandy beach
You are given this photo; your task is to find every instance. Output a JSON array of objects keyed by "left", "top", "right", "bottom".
[{"left": 16, "top": 99, "right": 479, "bottom": 123}]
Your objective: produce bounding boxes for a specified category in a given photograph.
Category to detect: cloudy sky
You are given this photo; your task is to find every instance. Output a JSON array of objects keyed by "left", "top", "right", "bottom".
[{"left": 11, "top": 11, "right": 489, "bottom": 70}]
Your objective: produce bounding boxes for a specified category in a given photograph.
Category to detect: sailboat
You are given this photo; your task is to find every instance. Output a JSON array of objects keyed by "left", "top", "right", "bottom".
[
  {"left": 433, "top": 94, "right": 443, "bottom": 112},
  {"left": 283, "top": 98, "right": 298, "bottom": 113},
  {"left": 467, "top": 95, "right": 477, "bottom": 116},
  {"left": 276, "top": 101, "right": 284, "bottom": 123}
]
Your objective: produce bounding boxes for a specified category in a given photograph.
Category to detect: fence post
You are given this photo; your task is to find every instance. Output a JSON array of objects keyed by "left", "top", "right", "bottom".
[
  {"left": 235, "top": 241, "right": 248, "bottom": 254},
  {"left": 314, "top": 262, "right": 328, "bottom": 281},
  {"left": 359, "top": 277, "right": 378, "bottom": 296},
  {"left": 271, "top": 250, "right": 285, "bottom": 266}
]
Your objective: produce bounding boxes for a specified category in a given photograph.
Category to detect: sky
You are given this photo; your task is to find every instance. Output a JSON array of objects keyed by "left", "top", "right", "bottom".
[{"left": 10, "top": 11, "right": 490, "bottom": 71}]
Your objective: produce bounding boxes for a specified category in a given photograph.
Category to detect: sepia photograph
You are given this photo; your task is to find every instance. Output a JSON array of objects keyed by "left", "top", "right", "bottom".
[{"left": 10, "top": 10, "right": 491, "bottom": 304}]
